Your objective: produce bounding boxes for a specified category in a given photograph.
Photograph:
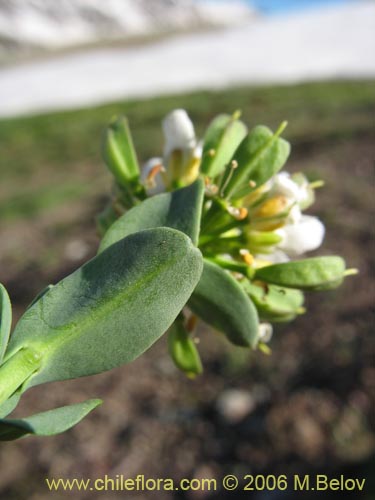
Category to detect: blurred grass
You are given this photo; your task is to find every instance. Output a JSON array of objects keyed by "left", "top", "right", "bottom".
[{"left": 0, "top": 79, "right": 374, "bottom": 221}]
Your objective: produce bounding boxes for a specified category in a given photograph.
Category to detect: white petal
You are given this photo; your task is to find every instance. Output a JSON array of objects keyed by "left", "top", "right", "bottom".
[
  {"left": 141, "top": 157, "right": 165, "bottom": 195},
  {"left": 256, "top": 250, "right": 290, "bottom": 263},
  {"left": 162, "top": 109, "right": 196, "bottom": 156},
  {"left": 277, "top": 215, "right": 325, "bottom": 256},
  {"left": 273, "top": 172, "right": 300, "bottom": 198},
  {"left": 273, "top": 172, "right": 309, "bottom": 204},
  {"left": 258, "top": 323, "right": 273, "bottom": 343},
  {"left": 193, "top": 140, "right": 203, "bottom": 159},
  {"left": 287, "top": 204, "right": 302, "bottom": 224}
]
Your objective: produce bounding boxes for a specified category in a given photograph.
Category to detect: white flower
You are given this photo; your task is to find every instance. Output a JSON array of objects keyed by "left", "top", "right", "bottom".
[
  {"left": 258, "top": 323, "right": 273, "bottom": 343},
  {"left": 287, "top": 203, "right": 302, "bottom": 224},
  {"left": 142, "top": 109, "right": 202, "bottom": 192},
  {"left": 272, "top": 172, "right": 309, "bottom": 205},
  {"left": 162, "top": 109, "right": 197, "bottom": 157},
  {"left": 256, "top": 249, "right": 290, "bottom": 264},
  {"left": 276, "top": 215, "right": 325, "bottom": 257}
]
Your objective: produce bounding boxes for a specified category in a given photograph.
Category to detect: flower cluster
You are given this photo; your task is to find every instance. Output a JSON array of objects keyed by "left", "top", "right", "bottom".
[
  {"left": 143, "top": 109, "right": 324, "bottom": 264},
  {"left": 138, "top": 110, "right": 326, "bottom": 347},
  {"left": 98, "top": 108, "right": 355, "bottom": 376}
]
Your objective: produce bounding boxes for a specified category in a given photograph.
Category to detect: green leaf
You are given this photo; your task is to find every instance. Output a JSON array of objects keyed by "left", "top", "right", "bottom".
[
  {"left": 223, "top": 123, "right": 290, "bottom": 200},
  {"left": 254, "top": 256, "right": 347, "bottom": 291},
  {"left": 200, "top": 113, "right": 248, "bottom": 178},
  {"left": 242, "top": 281, "right": 304, "bottom": 322},
  {"left": 188, "top": 260, "right": 259, "bottom": 347},
  {"left": 0, "top": 399, "right": 102, "bottom": 441},
  {"left": 99, "top": 179, "right": 204, "bottom": 251},
  {"left": 4, "top": 228, "right": 203, "bottom": 389},
  {"left": 0, "top": 283, "right": 12, "bottom": 364},
  {"left": 168, "top": 320, "right": 203, "bottom": 378},
  {"left": 26, "top": 284, "right": 54, "bottom": 310},
  {"left": 0, "top": 391, "right": 22, "bottom": 418},
  {"left": 103, "top": 116, "right": 140, "bottom": 187}
]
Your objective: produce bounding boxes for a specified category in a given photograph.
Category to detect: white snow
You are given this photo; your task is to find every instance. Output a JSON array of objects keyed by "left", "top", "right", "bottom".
[
  {"left": 0, "top": 1, "right": 374, "bottom": 118},
  {"left": 0, "top": 0, "right": 253, "bottom": 50}
]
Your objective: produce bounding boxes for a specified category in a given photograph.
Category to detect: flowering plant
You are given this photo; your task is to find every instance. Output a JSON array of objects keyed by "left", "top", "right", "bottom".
[{"left": 0, "top": 109, "right": 355, "bottom": 440}]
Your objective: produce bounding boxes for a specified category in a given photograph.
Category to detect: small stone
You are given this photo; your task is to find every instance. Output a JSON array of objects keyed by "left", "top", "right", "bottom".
[
  {"left": 216, "top": 389, "right": 255, "bottom": 424},
  {"left": 64, "top": 239, "right": 90, "bottom": 261}
]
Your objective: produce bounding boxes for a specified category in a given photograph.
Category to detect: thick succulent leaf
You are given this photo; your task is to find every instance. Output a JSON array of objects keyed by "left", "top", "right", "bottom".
[
  {"left": 188, "top": 260, "right": 259, "bottom": 347},
  {"left": 26, "top": 284, "right": 54, "bottom": 310},
  {"left": 200, "top": 114, "right": 248, "bottom": 178},
  {"left": 168, "top": 321, "right": 203, "bottom": 378},
  {"left": 0, "top": 391, "right": 22, "bottom": 418},
  {"left": 224, "top": 124, "right": 290, "bottom": 200},
  {"left": 0, "top": 283, "right": 12, "bottom": 363},
  {"left": 5, "top": 228, "right": 203, "bottom": 388},
  {"left": 0, "top": 399, "right": 102, "bottom": 441},
  {"left": 254, "top": 256, "right": 346, "bottom": 291},
  {"left": 99, "top": 179, "right": 204, "bottom": 251},
  {"left": 242, "top": 281, "right": 304, "bottom": 322},
  {"left": 103, "top": 116, "right": 140, "bottom": 186}
]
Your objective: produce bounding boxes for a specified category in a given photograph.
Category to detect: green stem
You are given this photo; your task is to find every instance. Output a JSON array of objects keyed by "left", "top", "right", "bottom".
[
  {"left": 206, "top": 256, "right": 254, "bottom": 279},
  {"left": 200, "top": 238, "right": 244, "bottom": 256},
  {"left": 200, "top": 218, "right": 247, "bottom": 242},
  {"left": 200, "top": 199, "right": 229, "bottom": 234},
  {"left": 0, "top": 347, "right": 42, "bottom": 406}
]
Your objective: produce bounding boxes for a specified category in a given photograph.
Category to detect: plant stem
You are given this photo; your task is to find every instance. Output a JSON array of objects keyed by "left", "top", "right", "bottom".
[
  {"left": 206, "top": 256, "right": 254, "bottom": 278},
  {"left": 0, "top": 347, "right": 42, "bottom": 406}
]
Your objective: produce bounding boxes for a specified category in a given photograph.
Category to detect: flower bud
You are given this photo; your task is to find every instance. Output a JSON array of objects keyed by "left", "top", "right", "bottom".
[{"left": 168, "top": 320, "right": 203, "bottom": 378}]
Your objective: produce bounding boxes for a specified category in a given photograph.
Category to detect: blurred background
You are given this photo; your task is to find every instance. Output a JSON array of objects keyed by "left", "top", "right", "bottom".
[{"left": 0, "top": 0, "right": 374, "bottom": 499}]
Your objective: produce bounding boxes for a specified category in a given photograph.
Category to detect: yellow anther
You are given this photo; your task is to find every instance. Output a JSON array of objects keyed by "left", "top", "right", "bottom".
[
  {"left": 253, "top": 195, "right": 290, "bottom": 219},
  {"left": 181, "top": 157, "right": 201, "bottom": 185},
  {"left": 228, "top": 206, "right": 248, "bottom": 220},
  {"left": 208, "top": 148, "right": 216, "bottom": 157},
  {"left": 237, "top": 207, "right": 248, "bottom": 220},
  {"left": 239, "top": 249, "right": 254, "bottom": 266},
  {"left": 249, "top": 180, "right": 257, "bottom": 188},
  {"left": 231, "top": 160, "right": 238, "bottom": 169},
  {"left": 186, "top": 314, "right": 198, "bottom": 332}
]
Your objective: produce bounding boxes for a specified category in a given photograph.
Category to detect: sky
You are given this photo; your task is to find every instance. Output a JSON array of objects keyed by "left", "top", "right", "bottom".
[{"left": 201, "top": 0, "right": 353, "bottom": 15}]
